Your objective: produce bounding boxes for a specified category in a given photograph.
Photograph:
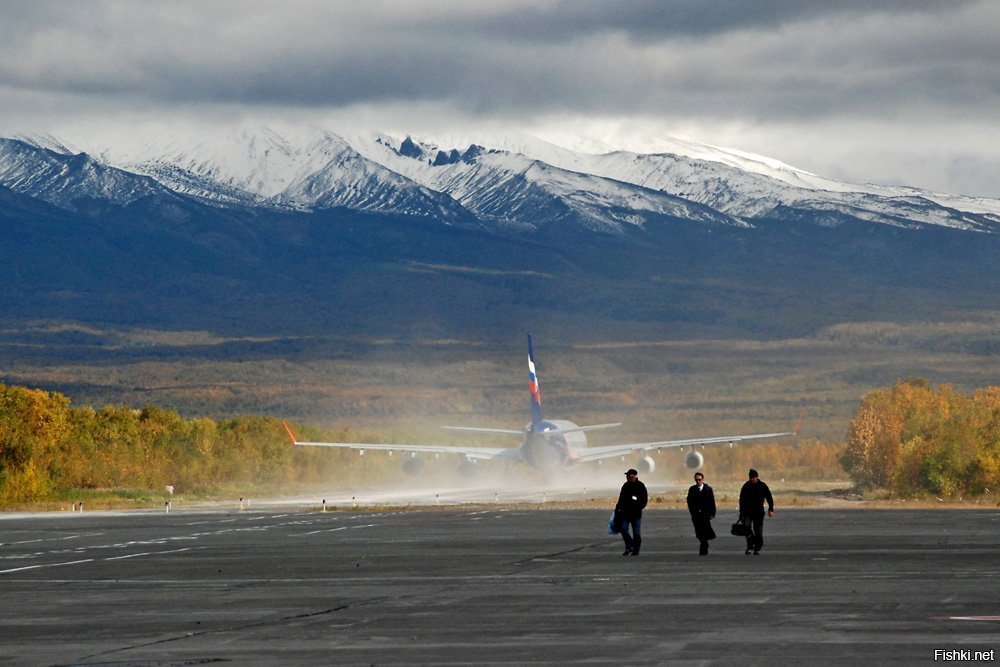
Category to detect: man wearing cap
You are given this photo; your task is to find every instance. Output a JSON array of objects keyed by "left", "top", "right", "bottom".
[
  {"left": 615, "top": 469, "right": 648, "bottom": 556},
  {"left": 738, "top": 468, "right": 774, "bottom": 555}
]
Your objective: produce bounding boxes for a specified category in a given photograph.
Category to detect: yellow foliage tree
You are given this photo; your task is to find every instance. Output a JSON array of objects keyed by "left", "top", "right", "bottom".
[
  {"left": 0, "top": 383, "right": 372, "bottom": 503},
  {"left": 842, "top": 378, "right": 1000, "bottom": 496},
  {"left": 0, "top": 384, "right": 71, "bottom": 502}
]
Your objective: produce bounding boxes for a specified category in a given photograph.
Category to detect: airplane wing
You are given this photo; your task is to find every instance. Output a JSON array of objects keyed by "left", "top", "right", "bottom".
[
  {"left": 573, "top": 430, "right": 797, "bottom": 463},
  {"left": 284, "top": 423, "right": 524, "bottom": 462}
]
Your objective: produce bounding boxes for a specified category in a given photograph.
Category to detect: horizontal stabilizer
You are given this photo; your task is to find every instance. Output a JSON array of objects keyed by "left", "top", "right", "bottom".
[
  {"left": 540, "top": 422, "right": 622, "bottom": 436},
  {"left": 442, "top": 426, "right": 524, "bottom": 436},
  {"left": 443, "top": 422, "right": 621, "bottom": 437}
]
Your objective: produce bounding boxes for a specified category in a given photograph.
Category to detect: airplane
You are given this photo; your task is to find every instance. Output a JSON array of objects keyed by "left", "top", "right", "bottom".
[{"left": 284, "top": 333, "right": 799, "bottom": 477}]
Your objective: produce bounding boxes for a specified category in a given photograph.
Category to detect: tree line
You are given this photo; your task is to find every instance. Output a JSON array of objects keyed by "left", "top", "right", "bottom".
[
  {"left": 0, "top": 383, "right": 374, "bottom": 505},
  {"left": 702, "top": 438, "right": 844, "bottom": 482},
  {"left": 841, "top": 378, "right": 1000, "bottom": 496},
  {"left": 4, "top": 378, "right": 998, "bottom": 505}
]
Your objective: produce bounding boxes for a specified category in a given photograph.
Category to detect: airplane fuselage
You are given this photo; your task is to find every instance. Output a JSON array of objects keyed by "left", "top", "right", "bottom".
[{"left": 520, "top": 419, "right": 588, "bottom": 473}]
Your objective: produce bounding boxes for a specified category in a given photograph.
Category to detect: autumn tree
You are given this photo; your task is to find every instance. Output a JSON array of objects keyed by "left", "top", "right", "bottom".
[
  {"left": 0, "top": 385, "right": 71, "bottom": 502},
  {"left": 842, "top": 379, "right": 1000, "bottom": 496}
]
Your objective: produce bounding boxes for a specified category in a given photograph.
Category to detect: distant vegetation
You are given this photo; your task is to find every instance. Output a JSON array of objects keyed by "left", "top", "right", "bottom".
[
  {"left": 699, "top": 438, "right": 844, "bottom": 483},
  {"left": 2, "top": 378, "right": 997, "bottom": 506},
  {"left": 841, "top": 379, "right": 1000, "bottom": 497},
  {"left": 0, "top": 383, "right": 380, "bottom": 506},
  {"left": 1, "top": 381, "right": 842, "bottom": 506}
]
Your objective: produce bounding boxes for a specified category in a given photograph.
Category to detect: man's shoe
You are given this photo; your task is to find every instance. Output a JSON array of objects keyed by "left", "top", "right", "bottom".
[
  {"left": 753, "top": 550, "right": 760, "bottom": 555},
  {"left": 745, "top": 547, "right": 752, "bottom": 554},
  {"left": 622, "top": 549, "right": 632, "bottom": 556},
  {"left": 631, "top": 551, "right": 639, "bottom": 556}
]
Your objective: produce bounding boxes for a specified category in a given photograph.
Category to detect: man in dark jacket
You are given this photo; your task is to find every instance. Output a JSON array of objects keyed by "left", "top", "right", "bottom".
[
  {"left": 615, "top": 469, "right": 648, "bottom": 556},
  {"left": 686, "top": 472, "right": 716, "bottom": 555},
  {"left": 738, "top": 468, "right": 774, "bottom": 555}
]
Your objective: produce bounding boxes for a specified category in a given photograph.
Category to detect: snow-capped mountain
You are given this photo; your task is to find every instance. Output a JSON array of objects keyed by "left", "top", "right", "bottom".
[
  {"left": 3, "top": 123, "right": 999, "bottom": 352},
  {"left": 0, "top": 137, "right": 182, "bottom": 211},
  {"left": 4, "top": 124, "right": 1000, "bottom": 234}
]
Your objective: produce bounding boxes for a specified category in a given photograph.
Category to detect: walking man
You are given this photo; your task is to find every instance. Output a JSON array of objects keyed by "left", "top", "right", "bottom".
[
  {"left": 615, "top": 468, "right": 648, "bottom": 556},
  {"left": 738, "top": 468, "right": 774, "bottom": 554},
  {"left": 686, "top": 471, "right": 716, "bottom": 555}
]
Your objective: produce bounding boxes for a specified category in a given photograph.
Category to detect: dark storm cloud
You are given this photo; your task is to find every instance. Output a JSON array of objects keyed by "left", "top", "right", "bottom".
[
  {"left": 475, "top": 0, "right": 979, "bottom": 42},
  {"left": 1, "top": 1, "right": 998, "bottom": 196},
  {"left": 1, "top": 0, "right": 996, "bottom": 121}
]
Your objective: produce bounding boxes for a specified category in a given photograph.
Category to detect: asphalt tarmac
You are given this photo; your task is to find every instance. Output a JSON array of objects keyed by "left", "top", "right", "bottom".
[{"left": 1, "top": 507, "right": 998, "bottom": 665}]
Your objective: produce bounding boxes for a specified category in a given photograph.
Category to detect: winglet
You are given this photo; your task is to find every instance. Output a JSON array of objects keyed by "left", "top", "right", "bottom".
[{"left": 282, "top": 421, "right": 298, "bottom": 444}]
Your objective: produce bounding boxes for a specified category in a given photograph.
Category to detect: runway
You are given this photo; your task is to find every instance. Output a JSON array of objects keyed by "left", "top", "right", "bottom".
[{"left": 1, "top": 506, "right": 998, "bottom": 665}]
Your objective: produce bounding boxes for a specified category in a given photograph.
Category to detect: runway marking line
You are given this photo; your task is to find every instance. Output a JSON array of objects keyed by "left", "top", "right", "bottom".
[
  {"left": 930, "top": 615, "right": 1000, "bottom": 622},
  {"left": 0, "top": 558, "right": 94, "bottom": 574},
  {"left": 294, "top": 526, "right": 350, "bottom": 536},
  {"left": 1, "top": 532, "right": 104, "bottom": 547},
  {"left": 290, "top": 523, "right": 377, "bottom": 536},
  {"left": 1, "top": 546, "right": 206, "bottom": 572},
  {"left": 106, "top": 551, "right": 153, "bottom": 560}
]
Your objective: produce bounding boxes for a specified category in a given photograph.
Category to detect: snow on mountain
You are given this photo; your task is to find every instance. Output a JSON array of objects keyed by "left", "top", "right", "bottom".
[
  {"left": 496, "top": 132, "right": 1000, "bottom": 218},
  {"left": 392, "top": 132, "right": 1000, "bottom": 232},
  {"left": 61, "top": 124, "right": 352, "bottom": 207},
  {"left": 5, "top": 124, "right": 1000, "bottom": 234},
  {"left": 347, "top": 133, "right": 743, "bottom": 231},
  {"left": 0, "top": 137, "right": 175, "bottom": 209},
  {"left": 278, "top": 138, "right": 474, "bottom": 223},
  {"left": 22, "top": 124, "right": 474, "bottom": 222},
  {"left": 42, "top": 123, "right": 330, "bottom": 198}
]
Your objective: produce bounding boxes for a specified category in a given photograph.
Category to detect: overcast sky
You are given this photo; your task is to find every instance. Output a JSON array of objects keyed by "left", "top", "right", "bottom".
[{"left": 1, "top": 0, "right": 998, "bottom": 197}]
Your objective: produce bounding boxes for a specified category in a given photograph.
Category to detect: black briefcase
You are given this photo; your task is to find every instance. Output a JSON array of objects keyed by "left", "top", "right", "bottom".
[{"left": 730, "top": 519, "right": 749, "bottom": 536}]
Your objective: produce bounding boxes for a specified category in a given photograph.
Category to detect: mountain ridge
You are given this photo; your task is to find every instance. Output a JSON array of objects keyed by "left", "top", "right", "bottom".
[
  {"left": 2, "top": 124, "right": 998, "bottom": 347},
  {"left": 6, "top": 126, "right": 999, "bottom": 235}
]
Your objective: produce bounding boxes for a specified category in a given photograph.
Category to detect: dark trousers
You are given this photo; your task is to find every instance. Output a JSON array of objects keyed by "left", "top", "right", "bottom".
[
  {"left": 620, "top": 517, "right": 642, "bottom": 553},
  {"left": 691, "top": 514, "right": 713, "bottom": 553},
  {"left": 743, "top": 515, "right": 764, "bottom": 551}
]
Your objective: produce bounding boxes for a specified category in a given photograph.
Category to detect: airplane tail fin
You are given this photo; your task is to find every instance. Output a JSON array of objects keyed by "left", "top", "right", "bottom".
[{"left": 528, "top": 333, "right": 543, "bottom": 424}]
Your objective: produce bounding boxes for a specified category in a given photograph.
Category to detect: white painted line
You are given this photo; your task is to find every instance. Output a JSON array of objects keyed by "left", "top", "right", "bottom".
[
  {"left": 0, "top": 559, "right": 94, "bottom": 574},
  {"left": 106, "top": 552, "right": 153, "bottom": 561},
  {"left": 105, "top": 547, "right": 198, "bottom": 560},
  {"left": 1, "top": 532, "right": 104, "bottom": 546},
  {"left": 293, "top": 526, "right": 349, "bottom": 536},
  {"left": 291, "top": 524, "right": 378, "bottom": 536}
]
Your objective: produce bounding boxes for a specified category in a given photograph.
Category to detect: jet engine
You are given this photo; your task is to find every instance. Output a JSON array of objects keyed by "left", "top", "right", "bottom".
[
  {"left": 402, "top": 456, "right": 425, "bottom": 476},
  {"left": 684, "top": 450, "right": 704, "bottom": 470},
  {"left": 635, "top": 455, "right": 656, "bottom": 474}
]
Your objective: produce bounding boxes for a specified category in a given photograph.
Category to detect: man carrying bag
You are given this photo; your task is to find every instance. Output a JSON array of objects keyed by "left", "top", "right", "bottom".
[
  {"left": 615, "top": 469, "right": 648, "bottom": 556},
  {"left": 738, "top": 468, "right": 774, "bottom": 555}
]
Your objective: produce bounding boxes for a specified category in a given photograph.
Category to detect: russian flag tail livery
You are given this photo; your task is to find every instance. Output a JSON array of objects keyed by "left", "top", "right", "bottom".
[{"left": 528, "top": 332, "right": 543, "bottom": 424}]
